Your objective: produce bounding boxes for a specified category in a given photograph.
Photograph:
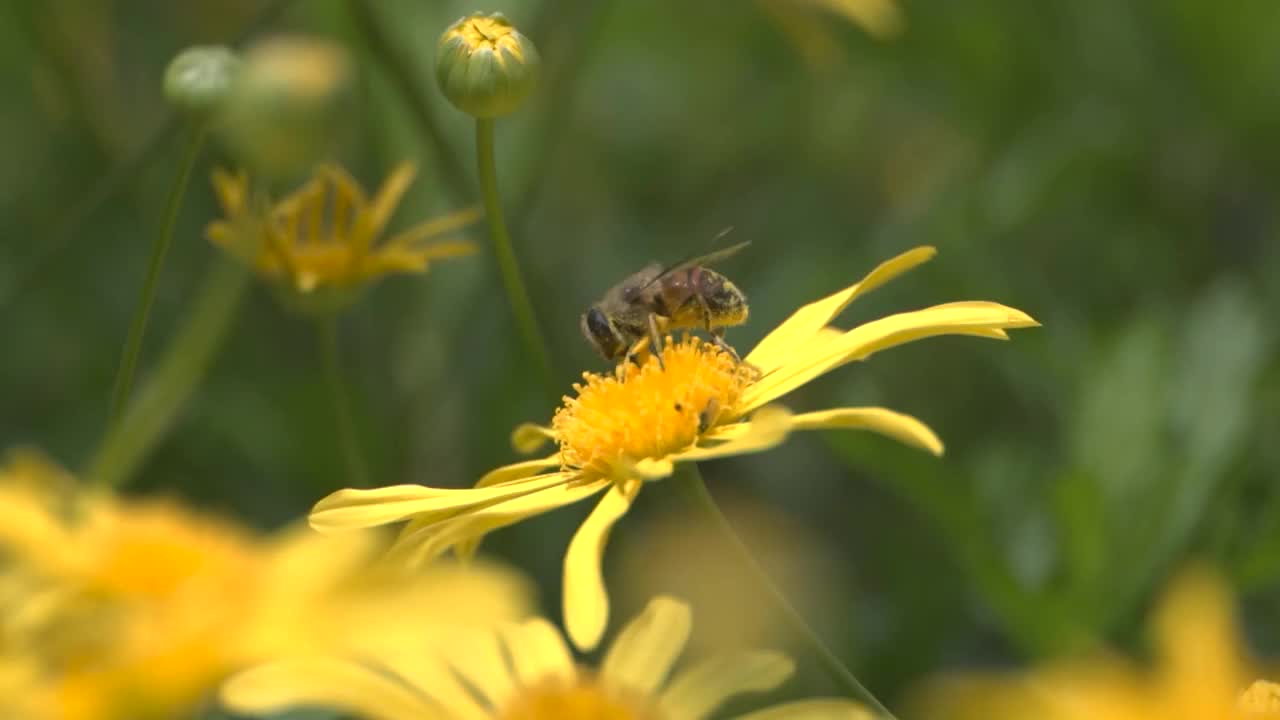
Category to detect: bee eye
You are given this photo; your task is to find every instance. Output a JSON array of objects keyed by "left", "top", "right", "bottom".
[{"left": 585, "top": 307, "right": 613, "bottom": 338}]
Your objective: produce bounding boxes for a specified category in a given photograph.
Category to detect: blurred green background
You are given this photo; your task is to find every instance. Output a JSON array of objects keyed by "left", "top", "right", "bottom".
[{"left": 3, "top": 0, "right": 1279, "bottom": 710}]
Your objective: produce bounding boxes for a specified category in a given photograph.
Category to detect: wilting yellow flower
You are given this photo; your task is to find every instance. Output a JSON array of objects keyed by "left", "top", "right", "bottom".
[
  {"left": 312, "top": 246, "right": 1036, "bottom": 649},
  {"left": 223, "top": 594, "right": 873, "bottom": 720},
  {"left": 0, "top": 448, "right": 530, "bottom": 720},
  {"left": 910, "top": 567, "right": 1280, "bottom": 720},
  {"left": 206, "top": 162, "right": 478, "bottom": 312}
]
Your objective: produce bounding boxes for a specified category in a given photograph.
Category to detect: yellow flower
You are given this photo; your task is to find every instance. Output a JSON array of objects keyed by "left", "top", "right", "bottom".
[
  {"left": 311, "top": 246, "right": 1038, "bottom": 649},
  {"left": 910, "top": 566, "right": 1280, "bottom": 720},
  {"left": 758, "top": 0, "right": 905, "bottom": 68},
  {"left": 223, "top": 594, "right": 874, "bottom": 720},
  {"left": 206, "top": 162, "right": 479, "bottom": 312},
  {"left": 0, "top": 448, "right": 530, "bottom": 720}
]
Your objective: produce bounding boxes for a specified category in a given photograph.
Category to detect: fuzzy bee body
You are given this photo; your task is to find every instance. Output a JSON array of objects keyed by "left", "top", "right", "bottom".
[{"left": 581, "top": 241, "right": 750, "bottom": 364}]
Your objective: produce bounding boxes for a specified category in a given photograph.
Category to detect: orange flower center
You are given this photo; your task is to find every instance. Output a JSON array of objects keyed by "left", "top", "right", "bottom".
[
  {"left": 552, "top": 336, "right": 752, "bottom": 477},
  {"left": 498, "top": 676, "right": 660, "bottom": 720}
]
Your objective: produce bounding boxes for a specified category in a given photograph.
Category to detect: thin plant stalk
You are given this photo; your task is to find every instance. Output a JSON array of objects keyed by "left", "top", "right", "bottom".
[
  {"left": 475, "top": 117, "right": 554, "bottom": 390},
  {"left": 671, "top": 462, "right": 900, "bottom": 720},
  {"left": 87, "top": 259, "right": 250, "bottom": 490},
  {"left": 108, "top": 125, "right": 207, "bottom": 430},
  {"left": 318, "top": 315, "right": 368, "bottom": 487}
]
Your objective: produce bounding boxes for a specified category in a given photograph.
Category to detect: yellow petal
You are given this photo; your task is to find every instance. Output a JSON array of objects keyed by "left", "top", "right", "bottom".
[
  {"left": 477, "top": 454, "right": 561, "bottom": 487},
  {"left": 444, "top": 627, "right": 517, "bottom": 710},
  {"left": 502, "top": 618, "right": 577, "bottom": 687},
  {"left": 733, "top": 699, "right": 877, "bottom": 720},
  {"left": 659, "top": 651, "right": 794, "bottom": 719},
  {"left": 210, "top": 168, "right": 248, "bottom": 215},
  {"left": 813, "top": 0, "right": 905, "bottom": 39},
  {"left": 220, "top": 659, "right": 436, "bottom": 720},
  {"left": 789, "top": 407, "right": 943, "bottom": 455},
  {"left": 564, "top": 483, "right": 640, "bottom": 651},
  {"left": 309, "top": 474, "right": 574, "bottom": 533},
  {"left": 384, "top": 205, "right": 483, "bottom": 247},
  {"left": 377, "top": 652, "right": 489, "bottom": 720},
  {"left": 1240, "top": 680, "right": 1280, "bottom": 714},
  {"left": 511, "top": 423, "right": 557, "bottom": 455},
  {"left": 602, "top": 595, "right": 692, "bottom": 696},
  {"left": 742, "top": 301, "right": 1038, "bottom": 411},
  {"left": 745, "top": 247, "right": 937, "bottom": 375},
  {"left": 366, "top": 162, "right": 417, "bottom": 239},
  {"left": 390, "top": 478, "right": 609, "bottom": 564},
  {"left": 674, "top": 406, "right": 793, "bottom": 463}
]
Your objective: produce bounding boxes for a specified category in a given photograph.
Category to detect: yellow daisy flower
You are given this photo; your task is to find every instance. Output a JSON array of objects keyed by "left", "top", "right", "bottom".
[
  {"left": 910, "top": 566, "right": 1280, "bottom": 720},
  {"left": 223, "top": 594, "right": 874, "bottom": 720},
  {"left": 311, "top": 246, "right": 1038, "bottom": 649},
  {"left": 0, "top": 448, "right": 530, "bottom": 720},
  {"left": 206, "top": 162, "right": 479, "bottom": 310}
]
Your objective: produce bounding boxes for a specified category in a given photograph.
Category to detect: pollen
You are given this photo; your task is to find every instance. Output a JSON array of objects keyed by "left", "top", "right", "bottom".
[
  {"left": 498, "top": 676, "right": 660, "bottom": 720},
  {"left": 553, "top": 336, "right": 753, "bottom": 477}
]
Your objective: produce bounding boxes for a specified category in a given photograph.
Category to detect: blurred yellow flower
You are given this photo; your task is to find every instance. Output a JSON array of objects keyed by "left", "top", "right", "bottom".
[
  {"left": 758, "top": 0, "right": 905, "bottom": 68},
  {"left": 0, "top": 448, "right": 531, "bottom": 720},
  {"left": 206, "top": 162, "right": 479, "bottom": 311},
  {"left": 910, "top": 567, "right": 1280, "bottom": 720},
  {"left": 311, "top": 246, "right": 1037, "bottom": 649},
  {"left": 223, "top": 594, "right": 874, "bottom": 720}
]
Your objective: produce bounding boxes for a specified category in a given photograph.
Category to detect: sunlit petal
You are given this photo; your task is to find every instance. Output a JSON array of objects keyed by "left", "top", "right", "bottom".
[
  {"left": 563, "top": 483, "right": 640, "bottom": 651},
  {"left": 502, "top": 617, "right": 577, "bottom": 687},
  {"left": 476, "top": 455, "right": 561, "bottom": 487},
  {"left": 659, "top": 651, "right": 795, "bottom": 720},
  {"left": 745, "top": 246, "right": 937, "bottom": 374},
  {"left": 220, "top": 659, "right": 438, "bottom": 720},
  {"left": 673, "top": 406, "right": 793, "bottom": 463},
  {"left": 601, "top": 595, "right": 691, "bottom": 695},
  {"left": 789, "top": 407, "right": 943, "bottom": 455},
  {"left": 309, "top": 473, "right": 574, "bottom": 533},
  {"left": 733, "top": 698, "right": 876, "bottom": 720},
  {"left": 742, "top": 301, "right": 1038, "bottom": 411}
]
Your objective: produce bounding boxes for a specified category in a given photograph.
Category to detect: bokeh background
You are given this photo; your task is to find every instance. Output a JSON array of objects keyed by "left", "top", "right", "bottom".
[{"left": 3, "top": 0, "right": 1279, "bottom": 712}]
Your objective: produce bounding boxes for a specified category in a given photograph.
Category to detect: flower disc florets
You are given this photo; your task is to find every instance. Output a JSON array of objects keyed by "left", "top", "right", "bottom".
[{"left": 553, "top": 336, "right": 753, "bottom": 477}]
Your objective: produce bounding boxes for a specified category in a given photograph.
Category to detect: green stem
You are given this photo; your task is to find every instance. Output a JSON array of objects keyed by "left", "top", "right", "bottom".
[
  {"left": 108, "top": 125, "right": 206, "bottom": 430},
  {"left": 345, "top": 0, "right": 470, "bottom": 205},
  {"left": 672, "top": 463, "right": 899, "bottom": 720},
  {"left": 475, "top": 118, "right": 554, "bottom": 391},
  {"left": 317, "top": 315, "right": 368, "bottom": 487},
  {"left": 86, "top": 259, "right": 249, "bottom": 489}
]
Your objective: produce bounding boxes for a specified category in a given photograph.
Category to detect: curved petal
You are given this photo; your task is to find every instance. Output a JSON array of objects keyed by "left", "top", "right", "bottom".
[
  {"left": 309, "top": 473, "right": 574, "bottom": 533},
  {"left": 377, "top": 653, "right": 489, "bottom": 720},
  {"left": 389, "top": 478, "right": 609, "bottom": 565},
  {"left": 385, "top": 206, "right": 484, "bottom": 248},
  {"left": 502, "top": 618, "right": 577, "bottom": 687},
  {"left": 601, "top": 595, "right": 692, "bottom": 696},
  {"left": 790, "top": 407, "right": 944, "bottom": 455},
  {"left": 220, "top": 659, "right": 438, "bottom": 720},
  {"left": 443, "top": 627, "right": 517, "bottom": 710},
  {"left": 674, "top": 406, "right": 793, "bottom": 463},
  {"left": 733, "top": 699, "right": 876, "bottom": 720},
  {"left": 659, "top": 651, "right": 794, "bottom": 719},
  {"left": 741, "top": 301, "right": 1038, "bottom": 411},
  {"left": 477, "top": 454, "right": 561, "bottom": 487},
  {"left": 745, "top": 247, "right": 937, "bottom": 374},
  {"left": 365, "top": 163, "right": 417, "bottom": 240},
  {"left": 563, "top": 483, "right": 640, "bottom": 651}
]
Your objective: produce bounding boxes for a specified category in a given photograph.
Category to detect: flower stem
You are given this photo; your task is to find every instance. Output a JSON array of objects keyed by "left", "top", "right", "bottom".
[
  {"left": 86, "top": 259, "right": 249, "bottom": 490},
  {"left": 474, "top": 117, "right": 554, "bottom": 391},
  {"left": 317, "top": 315, "right": 368, "bottom": 487},
  {"left": 671, "top": 463, "right": 899, "bottom": 720},
  {"left": 107, "top": 125, "right": 206, "bottom": 431}
]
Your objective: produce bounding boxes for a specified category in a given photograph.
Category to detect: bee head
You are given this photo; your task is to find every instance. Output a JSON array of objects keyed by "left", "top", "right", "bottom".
[{"left": 581, "top": 306, "right": 626, "bottom": 360}]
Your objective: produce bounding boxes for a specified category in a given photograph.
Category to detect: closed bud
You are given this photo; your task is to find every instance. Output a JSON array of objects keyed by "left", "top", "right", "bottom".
[
  {"left": 163, "top": 45, "right": 241, "bottom": 118},
  {"left": 218, "top": 36, "right": 352, "bottom": 180},
  {"left": 436, "top": 12, "right": 540, "bottom": 118}
]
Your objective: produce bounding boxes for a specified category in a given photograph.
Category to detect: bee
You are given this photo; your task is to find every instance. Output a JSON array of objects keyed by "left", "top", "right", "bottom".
[{"left": 580, "top": 237, "right": 751, "bottom": 367}]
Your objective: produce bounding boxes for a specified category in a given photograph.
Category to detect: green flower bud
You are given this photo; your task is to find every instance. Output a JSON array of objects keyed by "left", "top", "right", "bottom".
[
  {"left": 162, "top": 45, "right": 241, "bottom": 118},
  {"left": 436, "top": 12, "right": 540, "bottom": 118},
  {"left": 218, "top": 36, "right": 352, "bottom": 181}
]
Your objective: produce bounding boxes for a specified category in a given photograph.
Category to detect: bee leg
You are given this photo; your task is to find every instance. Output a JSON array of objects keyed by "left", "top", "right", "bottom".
[
  {"left": 710, "top": 328, "right": 742, "bottom": 363},
  {"left": 646, "top": 314, "right": 667, "bottom": 370}
]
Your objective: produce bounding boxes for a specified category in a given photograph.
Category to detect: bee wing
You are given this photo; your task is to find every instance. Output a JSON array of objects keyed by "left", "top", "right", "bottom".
[
  {"left": 601, "top": 263, "right": 663, "bottom": 306},
  {"left": 638, "top": 238, "right": 751, "bottom": 295}
]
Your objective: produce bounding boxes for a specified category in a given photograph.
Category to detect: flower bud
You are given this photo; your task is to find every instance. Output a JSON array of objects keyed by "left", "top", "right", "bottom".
[
  {"left": 162, "top": 45, "right": 241, "bottom": 118},
  {"left": 436, "top": 12, "right": 540, "bottom": 118},
  {"left": 218, "top": 36, "right": 352, "bottom": 180}
]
